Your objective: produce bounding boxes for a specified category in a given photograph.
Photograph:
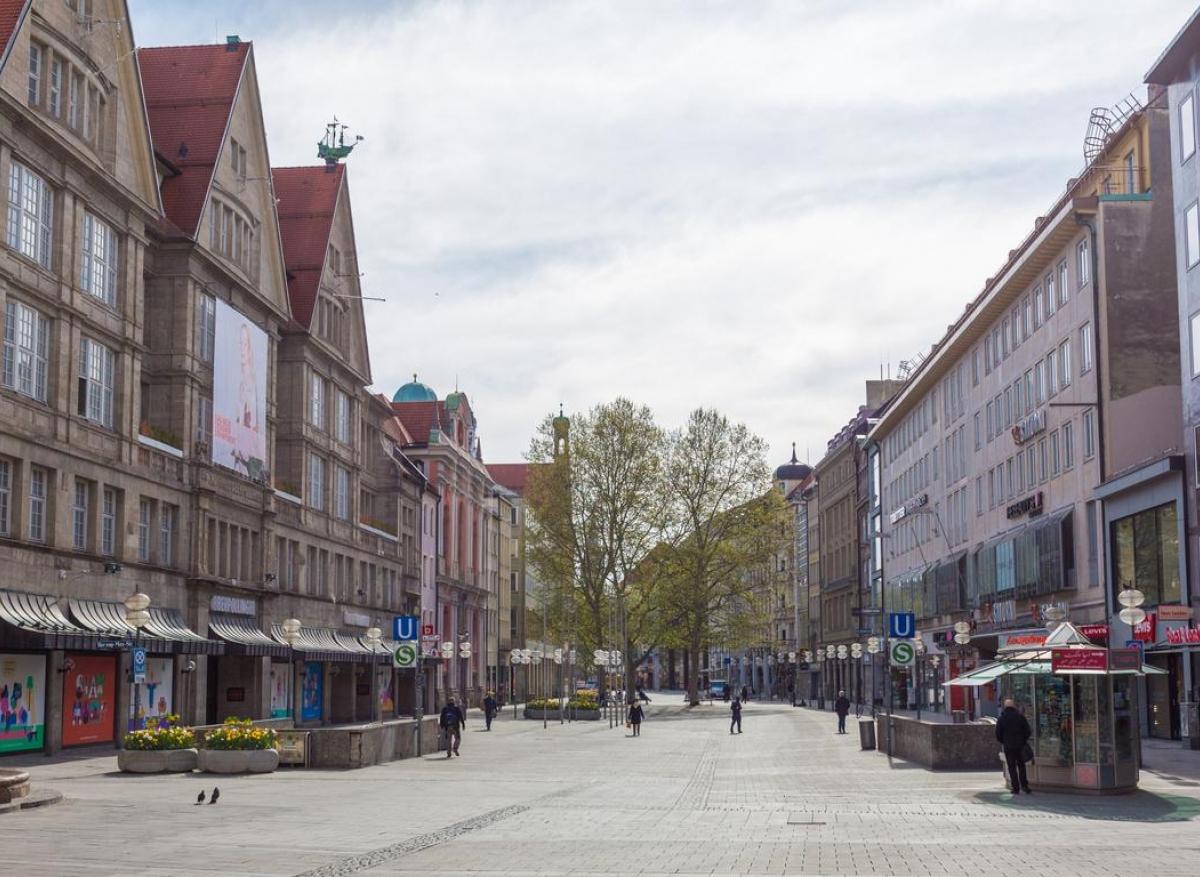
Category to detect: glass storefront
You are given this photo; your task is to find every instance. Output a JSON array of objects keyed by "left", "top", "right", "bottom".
[{"left": 1111, "top": 501, "right": 1180, "bottom": 606}]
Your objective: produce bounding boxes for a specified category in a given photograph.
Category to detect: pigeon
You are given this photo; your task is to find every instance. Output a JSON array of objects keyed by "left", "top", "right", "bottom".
[
  {"left": 195, "top": 790, "right": 205, "bottom": 805},
  {"left": 208, "top": 787, "right": 220, "bottom": 805}
]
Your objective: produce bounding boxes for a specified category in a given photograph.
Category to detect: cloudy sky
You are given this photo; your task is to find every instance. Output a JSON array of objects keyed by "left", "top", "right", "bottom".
[{"left": 130, "top": 0, "right": 1192, "bottom": 467}]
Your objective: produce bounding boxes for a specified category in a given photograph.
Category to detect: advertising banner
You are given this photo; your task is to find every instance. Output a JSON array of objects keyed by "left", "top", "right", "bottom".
[
  {"left": 301, "top": 661, "right": 323, "bottom": 721},
  {"left": 128, "top": 657, "right": 173, "bottom": 731},
  {"left": 63, "top": 654, "right": 115, "bottom": 746},
  {"left": 1079, "top": 624, "right": 1110, "bottom": 645},
  {"left": 211, "top": 299, "right": 268, "bottom": 480},
  {"left": 1133, "top": 612, "right": 1157, "bottom": 643},
  {"left": 0, "top": 654, "right": 45, "bottom": 753},
  {"left": 270, "top": 662, "right": 291, "bottom": 718},
  {"left": 1051, "top": 648, "right": 1107, "bottom": 673}
]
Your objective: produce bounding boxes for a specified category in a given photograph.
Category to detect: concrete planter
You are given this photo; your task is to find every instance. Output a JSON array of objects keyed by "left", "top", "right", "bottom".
[
  {"left": 198, "top": 748, "right": 280, "bottom": 774},
  {"left": 524, "top": 708, "right": 561, "bottom": 720},
  {"left": 118, "top": 748, "right": 199, "bottom": 773},
  {"left": 566, "top": 708, "right": 601, "bottom": 720}
]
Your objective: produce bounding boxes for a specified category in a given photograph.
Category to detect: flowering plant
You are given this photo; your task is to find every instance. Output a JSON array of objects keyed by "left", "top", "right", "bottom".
[
  {"left": 203, "top": 717, "right": 278, "bottom": 751},
  {"left": 123, "top": 725, "right": 195, "bottom": 750}
]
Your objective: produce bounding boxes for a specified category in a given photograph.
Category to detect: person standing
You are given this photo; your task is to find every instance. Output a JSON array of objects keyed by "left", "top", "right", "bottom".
[
  {"left": 740, "top": 685, "right": 750, "bottom": 703},
  {"left": 730, "top": 697, "right": 743, "bottom": 734},
  {"left": 787, "top": 681, "right": 795, "bottom": 707},
  {"left": 995, "top": 698, "right": 1033, "bottom": 794},
  {"left": 482, "top": 691, "right": 498, "bottom": 731},
  {"left": 834, "top": 690, "right": 851, "bottom": 734},
  {"left": 628, "top": 701, "right": 644, "bottom": 736},
  {"left": 439, "top": 697, "right": 465, "bottom": 758}
]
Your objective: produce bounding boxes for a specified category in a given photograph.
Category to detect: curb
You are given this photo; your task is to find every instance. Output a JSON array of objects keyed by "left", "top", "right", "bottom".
[{"left": 0, "top": 788, "right": 64, "bottom": 814}]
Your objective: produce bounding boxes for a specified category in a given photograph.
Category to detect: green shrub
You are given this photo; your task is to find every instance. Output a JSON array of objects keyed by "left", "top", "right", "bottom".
[{"left": 203, "top": 717, "right": 278, "bottom": 751}]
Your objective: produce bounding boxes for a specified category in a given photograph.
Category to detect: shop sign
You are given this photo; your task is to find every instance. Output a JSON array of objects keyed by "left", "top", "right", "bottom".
[
  {"left": 1051, "top": 648, "right": 1107, "bottom": 672},
  {"left": 1156, "top": 605, "right": 1194, "bottom": 622},
  {"left": 342, "top": 610, "right": 370, "bottom": 628},
  {"left": 1133, "top": 613, "right": 1157, "bottom": 642},
  {"left": 1165, "top": 625, "right": 1200, "bottom": 645},
  {"left": 210, "top": 594, "right": 255, "bottom": 616},
  {"left": 1006, "top": 492, "right": 1044, "bottom": 520},
  {"left": 999, "top": 631, "right": 1048, "bottom": 649},
  {"left": 889, "top": 493, "right": 928, "bottom": 525},
  {"left": 1108, "top": 648, "right": 1141, "bottom": 672},
  {"left": 993, "top": 600, "right": 1016, "bottom": 625},
  {"left": 1011, "top": 410, "right": 1046, "bottom": 446},
  {"left": 1079, "top": 624, "right": 1110, "bottom": 645}
]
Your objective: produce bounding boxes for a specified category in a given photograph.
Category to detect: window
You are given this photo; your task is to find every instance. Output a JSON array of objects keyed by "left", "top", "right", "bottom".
[
  {"left": 1111, "top": 503, "right": 1180, "bottom": 607},
  {"left": 160, "top": 504, "right": 176, "bottom": 567},
  {"left": 972, "top": 348, "right": 979, "bottom": 386},
  {"left": 309, "top": 372, "right": 326, "bottom": 429},
  {"left": 1080, "top": 323, "right": 1093, "bottom": 373},
  {"left": 308, "top": 453, "right": 325, "bottom": 511},
  {"left": 1077, "top": 238, "right": 1090, "bottom": 287},
  {"left": 1033, "top": 285, "right": 1044, "bottom": 329},
  {"left": 195, "top": 394, "right": 213, "bottom": 450},
  {"left": 1182, "top": 92, "right": 1197, "bottom": 163},
  {"left": 1023, "top": 369, "right": 1033, "bottom": 413},
  {"left": 1047, "top": 348, "right": 1059, "bottom": 397},
  {"left": 975, "top": 476, "right": 983, "bottom": 516},
  {"left": 1058, "top": 260, "right": 1069, "bottom": 307},
  {"left": 72, "top": 480, "right": 89, "bottom": 551},
  {"left": 81, "top": 212, "right": 118, "bottom": 304},
  {"left": 1021, "top": 295, "right": 1031, "bottom": 339},
  {"left": 1001, "top": 318, "right": 1010, "bottom": 358},
  {"left": 1034, "top": 360, "right": 1046, "bottom": 405},
  {"left": 78, "top": 338, "right": 114, "bottom": 427},
  {"left": 138, "top": 498, "right": 152, "bottom": 562},
  {"left": 1045, "top": 272, "right": 1056, "bottom": 317},
  {"left": 67, "top": 70, "right": 79, "bottom": 129},
  {"left": 974, "top": 411, "right": 981, "bottom": 450},
  {"left": 3, "top": 299, "right": 49, "bottom": 401},
  {"left": 335, "top": 390, "right": 351, "bottom": 444},
  {"left": 984, "top": 334, "right": 993, "bottom": 374},
  {"left": 1037, "top": 438, "right": 1047, "bottom": 483},
  {"left": 1125, "top": 150, "right": 1136, "bottom": 194},
  {"left": 197, "top": 293, "right": 216, "bottom": 363},
  {"left": 334, "top": 465, "right": 350, "bottom": 520},
  {"left": 101, "top": 487, "right": 116, "bottom": 555},
  {"left": 1063, "top": 420, "right": 1075, "bottom": 470},
  {"left": 1050, "top": 430, "right": 1060, "bottom": 476},
  {"left": 0, "top": 460, "right": 9, "bottom": 536},
  {"left": 1060, "top": 339, "right": 1072, "bottom": 387},
  {"left": 1083, "top": 409, "right": 1096, "bottom": 459},
  {"left": 7, "top": 162, "right": 53, "bottom": 267},
  {"left": 28, "top": 466, "right": 47, "bottom": 542},
  {"left": 27, "top": 43, "right": 41, "bottom": 105},
  {"left": 986, "top": 401, "right": 994, "bottom": 440},
  {"left": 1187, "top": 204, "right": 1200, "bottom": 269},
  {"left": 49, "top": 57, "right": 62, "bottom": 117}
]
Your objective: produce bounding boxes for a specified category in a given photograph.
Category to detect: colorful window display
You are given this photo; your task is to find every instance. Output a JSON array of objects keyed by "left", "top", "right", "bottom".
[
  {"left": 128, "top": 657, "right": 173, "bottom": 731},
  {"left": 62, "top": 654, "right": 115, "bottom": 747},
  {"left": 300, "top": 661, "right": 323, "bottom": 721},
  {"left": 378, "top": 672, "right": 395, "bottom": 715},
  {"left": 0, "top": 654, "right": 45, "bottom": 753},
  {"left": 270, "top": 661, "right": 291, "bottom": 718},
  {"left": 1034, "top": 674, "right": 1072, "bottom": 766}
]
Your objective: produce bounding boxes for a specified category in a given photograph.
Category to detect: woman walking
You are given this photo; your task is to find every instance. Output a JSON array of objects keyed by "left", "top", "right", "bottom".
[{"left": 628, "top": 701, "right": 645, "bottom": 736}]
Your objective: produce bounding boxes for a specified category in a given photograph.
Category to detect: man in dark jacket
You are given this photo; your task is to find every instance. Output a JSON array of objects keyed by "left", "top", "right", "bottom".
[
  {"left": 834, "top": 690, "right": 851, "bottom": 734},
  {"left": 730, "top": 697, "right": 743, "bottom": 734},
  {"left": 482, "top": 691, "right": 498, "bottom": 731},
  {"left": 995, "top": 698, "right": 1032, "bottom": 794},
  {"left": 439, "top": 698, "right": 465, "bottom": 757}
]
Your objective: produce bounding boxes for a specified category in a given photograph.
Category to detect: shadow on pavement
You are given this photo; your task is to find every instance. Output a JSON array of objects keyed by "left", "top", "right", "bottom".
[{"left": 972, "top": 789, "right": 1200, "bottom": 822}]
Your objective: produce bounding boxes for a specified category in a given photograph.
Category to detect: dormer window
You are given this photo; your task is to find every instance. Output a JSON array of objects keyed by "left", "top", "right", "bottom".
[
  {"left": 229, "top": 138, "right": 247, "bottom": 178},
  {"left": 209, "top": 197, "right": 255, "bottom": 274},
  {"left": 27, "top": 37, "right": 107, "bottom": 150}
]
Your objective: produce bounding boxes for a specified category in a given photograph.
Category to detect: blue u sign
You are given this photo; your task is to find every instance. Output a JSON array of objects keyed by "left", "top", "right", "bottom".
[
  {"left": 888, "top": 612, "right": 915, "bottom": 639},
  {"left": 393, "top": 615, "right": 419, "bottom": 642}
]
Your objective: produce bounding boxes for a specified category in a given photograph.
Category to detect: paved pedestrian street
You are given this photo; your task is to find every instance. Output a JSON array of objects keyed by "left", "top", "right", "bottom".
[{"left": 4, "top": 701, "right": 1200, "bottom": 877}]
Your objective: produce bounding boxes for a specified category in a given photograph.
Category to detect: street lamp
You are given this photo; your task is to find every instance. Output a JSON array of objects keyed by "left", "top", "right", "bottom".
[
  {"left": 866, "top": 637, "right": 880, "bottom": 716},
  {"left": 913, "top": 632, "right": 926, "bottom": 721},
  {"left": 365, "top": 627, "right": 383, "bottom": 723},
  {"left": 124, "top": 593, "right": 150, "bottom": 732},
  {"left": 281, "top": 618, "right": 302, "bottom": 722},
  {"left": 1117, "top": 587, "right": 1146, "bottom": 627},
  {"left": 953, "top": 621, "right": 972, "bottom": 721}
]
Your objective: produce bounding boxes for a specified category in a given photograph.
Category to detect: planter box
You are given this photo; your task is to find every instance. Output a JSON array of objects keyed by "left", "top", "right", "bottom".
[
  {"left": 198, "top": 748, "right": 280, "bottom": 774},
  {"left": 523, "top": 708, "right": 562, "bottom": 720},
  {"left": 118, "top": 749, "right": 198, "bottom": 774}
]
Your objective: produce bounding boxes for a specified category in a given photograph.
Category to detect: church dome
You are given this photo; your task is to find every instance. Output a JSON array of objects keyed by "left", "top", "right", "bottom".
[
  {"left": 393, "top": 374, "right": 437, "bottom": 403},
  {"left": 775, "top": 442, "right": 810, "bottom": 481}
]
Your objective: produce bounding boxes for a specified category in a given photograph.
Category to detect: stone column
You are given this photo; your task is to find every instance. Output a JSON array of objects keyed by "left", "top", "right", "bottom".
[{"left": 46, "top": 650, "right": 65, "bottom": 755}]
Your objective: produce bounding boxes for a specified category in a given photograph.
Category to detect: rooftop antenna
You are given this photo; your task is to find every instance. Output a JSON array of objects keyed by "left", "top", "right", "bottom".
[{"left": 318, "top": 117, "right": 364, "bottom": 169}]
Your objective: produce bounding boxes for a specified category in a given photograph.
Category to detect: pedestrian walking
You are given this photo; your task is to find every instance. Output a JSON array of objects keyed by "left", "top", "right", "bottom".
[
  {"left": 730, "top": 697, "right": 743, "bottom": 734},
  {"left": 483, "top": 691, "right": 498, "bottom": 731},
  {"left": 627, "top": 701, "right": 644, "bottom": 736},
  {"left": 439, "top": 697, "right": 465, "bottom": 758},
  {"left": 834, "top": 690, "right": 851, "bottom": 734},
  {"left": 995, "top": 698, "right": 1033, "bottom": 794},
  {"left": 740, "top": 685, "right": 749, "bottom": 703}
]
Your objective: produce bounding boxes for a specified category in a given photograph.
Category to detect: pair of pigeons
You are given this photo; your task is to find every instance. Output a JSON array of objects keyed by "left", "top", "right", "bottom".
[{"left": 195, "top": 787, "right": 220, "bottom": 805}]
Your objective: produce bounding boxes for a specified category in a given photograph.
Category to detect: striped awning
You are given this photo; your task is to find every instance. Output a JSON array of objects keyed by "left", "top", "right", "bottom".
[
  {"left": 0, "top": 589, "right": 99, "bottom": 649},
  {"left": 209, "top": 612, "right": 287, "bottom": 657},
  {"left": 269, "top": 624, "right": 371, "bottom": 662},
  {"left": 69, "top": 599, "right": 222, "bottom": 654}
]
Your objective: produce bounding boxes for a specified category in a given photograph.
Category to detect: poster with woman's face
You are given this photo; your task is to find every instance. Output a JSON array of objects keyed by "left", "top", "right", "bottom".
[
  {"left": 128, "top": 657, "right": 173, "bottom": 731},
  {"left": 0, "top": 654, "right": 45, "bottom": 753},
  {"left": 62, "top": 654, "right": 115, "bottom": 746},
  {"left": 211, "top": 299, "right": 268, "bottom": 479}
]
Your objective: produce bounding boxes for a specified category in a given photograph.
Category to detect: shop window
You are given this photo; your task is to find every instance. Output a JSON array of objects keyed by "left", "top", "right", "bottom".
[{"left": 1110, "top": 502, "right": 1180, "bottom": 607}]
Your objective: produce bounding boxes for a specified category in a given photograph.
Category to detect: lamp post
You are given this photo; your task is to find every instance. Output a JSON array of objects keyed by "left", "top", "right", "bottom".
[
  {"left": 953, "top": 621, "right": 971, "bottom": 721},
  {"left": 1118, "top": 586, "right": 1147, "bottom": 627},
  {"left": 866, "top": 637, "right": 880, "bottom": 716},
  {"left": 124, "top": 592, "right": 150, "bottom": 733},
  {"left": 281, "top": 617, "right": 302, "bottom": 723},
  {"left": 850, "top": 642, "right": 863, "bottom": 710},
  {"left": 913, "top": 632, "right": 926, "bottom": 721},
  {"left": 814, "top": 649, "right": 825, "bottom": 709},
  {"left": 553, "top": 648, "right": 564, "bottom": 725},
  {"left": 365, "top": 626, "right": 383, "bottom": 723},
  {"left": 930, "top": 654, "right": 941, "bottom": 713}
]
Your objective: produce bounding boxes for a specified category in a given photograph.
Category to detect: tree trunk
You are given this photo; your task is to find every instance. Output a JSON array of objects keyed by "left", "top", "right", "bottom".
[{"left": 686, "top": 634, "right": 702, "bottom": 706}]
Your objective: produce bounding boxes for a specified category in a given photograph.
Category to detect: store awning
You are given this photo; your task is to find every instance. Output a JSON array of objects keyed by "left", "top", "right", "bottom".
[
  {"left": 269, "top": 624, "right": 372, "bottom": 662},
  {"left": 945, "top": 660, "right": 1052, "bottom": 686},
  {"left": 209, "top": 613, "right": 287, "bottom": 658},
  {"left": 68, "top": 599, "right": 222, "bottom": 654},
  {"left": 0, "top": 589, "right": 100, "bottom": 649}
]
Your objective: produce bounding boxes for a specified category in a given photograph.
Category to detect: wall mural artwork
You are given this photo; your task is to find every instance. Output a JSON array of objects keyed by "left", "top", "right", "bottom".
[
  {"left": 0, "top": 654, "right": 45, "bottom": 753},
  {"left": 63, "top": 654, "right": 115, "bottom": 746}
]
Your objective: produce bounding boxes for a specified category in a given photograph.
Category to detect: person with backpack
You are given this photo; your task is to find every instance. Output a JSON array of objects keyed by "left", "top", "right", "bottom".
[{"left": 439, "top": 697, "right": 465, "bottom": 758}]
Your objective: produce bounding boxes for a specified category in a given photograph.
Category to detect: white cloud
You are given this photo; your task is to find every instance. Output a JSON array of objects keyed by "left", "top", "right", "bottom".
[{"left": 130, "top": 0, "right": 1191, "bottom": 467}]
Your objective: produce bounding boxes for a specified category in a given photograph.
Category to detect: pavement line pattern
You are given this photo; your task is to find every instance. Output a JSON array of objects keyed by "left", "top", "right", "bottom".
[{"left": 292, "top": 803, "right": 530, "bottom": 877}]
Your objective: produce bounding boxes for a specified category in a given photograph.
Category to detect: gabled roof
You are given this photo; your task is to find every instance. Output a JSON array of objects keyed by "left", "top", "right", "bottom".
[
  {"left": 392, "top": 400, "right": 446, "bottom": 445},
  {"left": 138, "top": 42, "right": 250, "bottom": 236},
  {"left": 487, "top": 464, "right": 532, "bottom": 495},
  {"left": 273, "top": 164, "right": 343, "bottom": 329},
  {"left": 0, "top": 1, "right": 29, "bottom": 72}
]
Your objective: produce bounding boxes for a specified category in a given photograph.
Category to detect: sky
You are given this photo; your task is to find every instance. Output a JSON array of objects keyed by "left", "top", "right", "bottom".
[{"left": 129, "top": 0, "right": 1195, "bottom": 468}]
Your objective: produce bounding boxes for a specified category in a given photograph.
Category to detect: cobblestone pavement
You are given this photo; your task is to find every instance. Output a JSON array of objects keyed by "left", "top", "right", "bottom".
[{"left": 3, "top": 699, "right": 1200, "bottom": 876}]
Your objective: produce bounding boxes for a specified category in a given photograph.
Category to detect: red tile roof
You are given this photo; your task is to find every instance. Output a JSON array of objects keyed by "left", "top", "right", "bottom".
[
  {"left": 0, "top": 1, "right": 29, "bottom": 70},
  {"left": 138, "top": 43, "right": 250, "bottom": 236},
  {"left": 273, "top": 164, "right": 343, "bottom": 329},
  {"left": 486, "top": 464, "right": 532, "bottom": 495},
  {"left": 391, "top": 401, "right": 445, "bottom": 444}
]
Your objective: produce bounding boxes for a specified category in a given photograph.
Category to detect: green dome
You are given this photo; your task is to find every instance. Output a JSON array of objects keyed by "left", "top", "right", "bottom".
[{"left": 393, "top": 374, "right": 437, "bottom": 403}]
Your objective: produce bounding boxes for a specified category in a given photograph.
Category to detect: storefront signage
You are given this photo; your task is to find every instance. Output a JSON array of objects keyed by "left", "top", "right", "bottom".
[
  {"left": 96, "top": 639, "right": 133, "bottom": 651},
  {"left": 1012, "top": 410, "right": 1046, "bottom": 445},
  {"left": 1051, "top": 648, "right": 1108, "bottom": 672},
  {"left": 1079, "top": 624, "right": 1110, "bottom": 645},
  {"left": 889, "top": 493, "right": 929, "bottom": 524},
  {"left": 1165, "top": 625, "right": 1200, "bottom": 645},
  {"left": 1156, "top": 605, "right": 1194, "bottom": 622},
  {"left": 342, "top": 610, "right": 371, "bottom": 628},
  {"left": 999, "top": 632, "right": 1048, "bottom": 650},
  {"left": 1133, "top": 612, "right": 1157, "bottom": 642},
  {"left": 1108, "top": 648, "right": 1142, "bottom": 672},
  {"left": 211, "top": 595, "right": 256, "bottom": 616},
  {"left": 1006, "top": 492, "right": 1044, "bottom": 520},
  {"left": 993, "top": 600, "right": 1017, "bottom": 625}
]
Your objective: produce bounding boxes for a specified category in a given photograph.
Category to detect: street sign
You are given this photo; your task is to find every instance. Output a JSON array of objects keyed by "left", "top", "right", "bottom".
[
  {"left": 888, "top": 612, "right": 916, "bottom": 639},
  {"left": 393, "top": 642, "right": 417, "bottom": 669},
  {"left": 421, "top": 623, "right": 435, "bottom": 637},
  {"left": 132, "top": 647, "right": 147, "bottom": 684},
  {"left": 889, "top": 640, "right": 915, "bottom": 667},
  {"left": 392, "top": 615, "right": 419, "bottom": 641}
]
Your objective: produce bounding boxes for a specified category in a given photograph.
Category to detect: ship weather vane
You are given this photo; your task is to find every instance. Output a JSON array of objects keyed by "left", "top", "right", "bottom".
[{"left": 318, "top": 118, "right": 364, "bottom": 167}]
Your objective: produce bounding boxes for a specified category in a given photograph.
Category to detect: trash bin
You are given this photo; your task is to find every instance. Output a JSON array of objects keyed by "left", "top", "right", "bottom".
[
  {"left": 951, "top": 710, "right": 966, "bottom": 724},
  {"left": 858, "top": 718, "right": 876, "bottom": 750}
]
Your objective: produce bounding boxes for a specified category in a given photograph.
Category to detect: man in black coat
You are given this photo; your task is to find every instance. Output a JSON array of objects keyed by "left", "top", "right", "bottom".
[
  {"left": 995, "top": 698, "right": 1032, "bottom": 794},
  {"left": 730, "top": 697, "right": 743, "bottom": 734},
  {"left": 834, "top": 690, "right": 851, "bottom": 734},
  {"left": 482, "top": 691, "right": 498, "bottom": 731},
  {"left": 439, "top": 698, "right": 466, "bottom": 757}
]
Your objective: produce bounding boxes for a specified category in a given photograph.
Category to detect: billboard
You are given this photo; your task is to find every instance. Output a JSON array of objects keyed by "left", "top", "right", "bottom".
[
  {"left": 63, "top": 654, "right": 115, "bottom": 747},
  {"left": 212, "top": 299, "right": 268, "bottom": 480},
  {"left": 128, "top": 657, "right": 173, "bottom": 731},
  {"left": 0, "top": 654, "right": 45, "bottom": 753}
]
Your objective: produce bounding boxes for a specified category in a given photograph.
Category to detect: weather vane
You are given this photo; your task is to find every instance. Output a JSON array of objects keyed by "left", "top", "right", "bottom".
[{"left": 318, "top": 117, "right": 364, "bottom": 167}]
